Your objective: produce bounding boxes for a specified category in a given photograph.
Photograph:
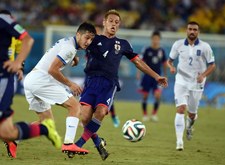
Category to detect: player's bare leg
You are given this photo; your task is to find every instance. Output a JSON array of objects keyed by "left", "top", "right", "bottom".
[
  {"left": 186, "top": 112, "right": 197, "bottom": 140},
  {"left": 142, "top": 93, "right": 149, "bottom": 121},
  {"left": 110, "top": 104, "right": 120, "bottom": 128}
]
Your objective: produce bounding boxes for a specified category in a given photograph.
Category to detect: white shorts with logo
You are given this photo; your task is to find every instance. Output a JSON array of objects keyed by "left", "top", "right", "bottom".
[
  {"left": 24, "top": 70, "right": 73, "bottom": 112},
  {"left": 174, "top": 83, "right": 203, "bottom": 114}
]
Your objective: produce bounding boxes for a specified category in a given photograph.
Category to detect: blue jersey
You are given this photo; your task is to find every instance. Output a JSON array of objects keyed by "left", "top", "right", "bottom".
[
  {"left": 141, "top": 47, "right": 167, "bottom": 75},
  {"left": 84, "top": 35, "right": 138, "bottom": 90},
  {"left": 0, "top": 13, "right": 27, "bottom": 77},
  {"left": 139, "top": 47, "right": 167, "bottom": 93},
  {"left": 0, "top": 13, "right": 27, "bottom": 120}
]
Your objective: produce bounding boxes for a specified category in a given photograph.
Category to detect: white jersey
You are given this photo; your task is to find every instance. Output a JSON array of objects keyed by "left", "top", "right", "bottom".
[
  {"left": 35, "top": 37, "right": 77, "bottom": 72},
  {"left": 169, "top": 38, "right": 215, "bottom": 91},
  {"left": 24, "top": 37, "right": 78, "bottom": 111}
]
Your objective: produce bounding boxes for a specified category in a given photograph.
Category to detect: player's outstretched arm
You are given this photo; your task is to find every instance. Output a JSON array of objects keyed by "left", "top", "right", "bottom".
[{"left": 132, "top": 57, "right": 168, "bottom": 87}]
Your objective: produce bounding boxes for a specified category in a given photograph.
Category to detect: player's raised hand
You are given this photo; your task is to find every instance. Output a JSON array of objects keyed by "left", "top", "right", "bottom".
[{"left": 156, "top": 76, "right": 168, "bottom": 88}]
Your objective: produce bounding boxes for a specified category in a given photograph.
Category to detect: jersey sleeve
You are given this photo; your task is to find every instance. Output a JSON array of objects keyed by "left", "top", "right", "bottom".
[
  {"left": 169, "top": 41, "right": 179, "bottom": 60},
  {"left": 204, "top": 43, "right": 215, "bottom": 64},
  {"left": 122, "top": 40, "right": 138, "bottom": 60},
  {"left": 57, "top": 44, "right": 76, "bottom": 65},
  {"left": 0, "top": 15, "right": 27, "bottom": 40}
]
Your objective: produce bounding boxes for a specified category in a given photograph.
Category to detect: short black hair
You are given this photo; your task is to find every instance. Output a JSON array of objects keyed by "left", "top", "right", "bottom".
[
  {"left": 151, "top": 30, "right": 161, "bottom": 38},
  {"left": 187, "top": 21, "right": 200, "bottom": 28},
  {"left": 77, "top": 22, "right": 96, "bottom": 35},
  {"left": 0, "top": 9, "right": 11, "bottom": 15}
]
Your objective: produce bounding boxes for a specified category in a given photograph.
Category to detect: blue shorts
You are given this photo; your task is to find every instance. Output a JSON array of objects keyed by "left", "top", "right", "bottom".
[
  {"left": 0, "top": 75, "right": 15, "bottom": 121},
  {"left": 80, "top": 76, "right": 117, "bottom": 110},
  {"left": 139, "top": 74, "right": 159, "bottom": 94}
]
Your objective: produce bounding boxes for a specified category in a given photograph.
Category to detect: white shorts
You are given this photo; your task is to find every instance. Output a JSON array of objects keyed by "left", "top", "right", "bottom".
[
  {"left": 174, "top": 83, "right": 203, "bottom": 114},
  {"left": 24, "top": 70, "right": 73, "bottom": 112}
]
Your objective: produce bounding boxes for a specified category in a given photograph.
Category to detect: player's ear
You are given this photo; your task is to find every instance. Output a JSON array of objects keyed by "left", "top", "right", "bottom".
[
  {"left": 76, "top": 32, "right": 81, "bottom": 40},
  {"left": 103, "top": 18, "right": 106, "bottom": 27}
]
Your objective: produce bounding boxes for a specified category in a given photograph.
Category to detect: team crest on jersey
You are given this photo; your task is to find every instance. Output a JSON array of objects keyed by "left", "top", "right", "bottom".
[
  {"left": 196, "top": 50, "right": 201, "bottom": 56},
  {"left": 65, "top": 51, "right": 73, "bottom": 61},
  {"left": 114, "top": 41, "right": 121, "bottom": 54},
  {"left": 157, "top": 50, "right": 163, "bottom": 59}
]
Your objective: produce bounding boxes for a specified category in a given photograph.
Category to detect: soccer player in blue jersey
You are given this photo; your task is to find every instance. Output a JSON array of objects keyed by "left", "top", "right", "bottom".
[
  {"left": 89, "top": 25, "right": 120, "bottom": 128},
  {"left": 137, "top": 31, "right": 167, "bottom": 122},
  {"left": 0, "top": 10, "right": 61, "bottom": 158},
  {"left": 70, "top": 9, "right": 168, "bottom": 160}
]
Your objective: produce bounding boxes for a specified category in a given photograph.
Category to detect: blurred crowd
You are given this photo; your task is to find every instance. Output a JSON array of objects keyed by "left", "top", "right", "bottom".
[{"left": 1, "top": 0, "right": 225, "bottom": 34}]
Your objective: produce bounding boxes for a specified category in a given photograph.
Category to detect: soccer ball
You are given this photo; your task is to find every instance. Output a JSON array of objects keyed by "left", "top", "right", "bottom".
[{"left": 122, "top": 119, "right": 146, "bottom": 142}]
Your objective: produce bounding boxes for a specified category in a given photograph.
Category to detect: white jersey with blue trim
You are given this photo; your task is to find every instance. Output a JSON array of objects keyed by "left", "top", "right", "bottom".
[
  {"left": 169, "top": 38, "right": 215, "bottom": 91},
  {"left": 35, "top": 37, "right": 77, "bottom": 73}
]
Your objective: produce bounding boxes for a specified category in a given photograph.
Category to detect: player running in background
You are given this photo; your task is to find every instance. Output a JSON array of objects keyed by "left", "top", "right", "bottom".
[
  {"left": 0, "top": 9, "right": 61, "bottom": 158},
  {"left": 137, "top": 31, "right": 167, "bottom": 122},
  {"left": 71, "top": 9, "right": 168, "bottom": 160},
  {"left": 23, "top": 22, "right": 96, "bottom": 156},
  {"left": 167, "top": 21, "right": 216, "bottom": 151}
]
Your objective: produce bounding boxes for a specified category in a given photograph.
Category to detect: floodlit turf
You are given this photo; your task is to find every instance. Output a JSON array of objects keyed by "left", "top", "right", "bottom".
[{"left": 0, "top": 95, "right": 224, "bottom": 165}]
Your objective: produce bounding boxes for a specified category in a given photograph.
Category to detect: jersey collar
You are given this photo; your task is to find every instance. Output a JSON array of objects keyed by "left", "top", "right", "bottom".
[
  {"left": 184, "top": 38, "right": 199, "bottom": 46},
  {"left": 74, "top": 36, "right": 80, "bottom": 49}
]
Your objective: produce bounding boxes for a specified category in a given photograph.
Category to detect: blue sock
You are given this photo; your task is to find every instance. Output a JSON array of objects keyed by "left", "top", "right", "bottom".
[
  {"left": 75, "top": 137, "right": 86, "bottom": 147},
  {"left": 75, "top": 118, "right": 101, "bottom": 147},
  {"left": 91, "top": 133, "right": 101, "bottom": 147}
]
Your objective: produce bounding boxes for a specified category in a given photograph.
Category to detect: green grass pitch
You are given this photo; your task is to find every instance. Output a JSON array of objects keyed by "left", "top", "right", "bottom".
[{"left": 0, "top": 95, "right": 224, "bottom": 165}]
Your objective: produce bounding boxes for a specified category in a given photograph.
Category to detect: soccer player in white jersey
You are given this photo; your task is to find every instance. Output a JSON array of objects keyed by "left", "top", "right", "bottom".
[
  {"left": 167, "top": 21, "right": 216, "bottom": 151},
  {"left": 23, "top": 22, "right": 96, "bottom": 155}
]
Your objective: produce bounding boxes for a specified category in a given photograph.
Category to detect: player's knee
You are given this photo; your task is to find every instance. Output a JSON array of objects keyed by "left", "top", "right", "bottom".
[
  {"left": 81, "top": 117, "right": 90, "bottom": 126},
  {"left": 94, "top": 108, "right": 107, "bottom": 121},
  {"left": 188, "top": 112, "right": 197, "bottom": 120},
  {"left": 176, "top": 105, "right": 186, "bottom": 114},
  {"left": 37, "top": 110, "right": 53, "bottom": 122},
  {"left": 67, "top": 103, "right": 81, "bottom": 117}
]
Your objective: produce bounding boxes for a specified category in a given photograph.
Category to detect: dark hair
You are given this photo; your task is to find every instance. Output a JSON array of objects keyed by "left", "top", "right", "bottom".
[
  {"left": 77, "top": 22, "right": 96, "bottom": 35},
  {"left": 151, "top": 30, "right": 161, "bottom": 38},
  {"left": 0, "top": 9, "right": 11, "bottom": 15},
  {"left": 187, "top": 21, "right": 200, "bottom": 28}
]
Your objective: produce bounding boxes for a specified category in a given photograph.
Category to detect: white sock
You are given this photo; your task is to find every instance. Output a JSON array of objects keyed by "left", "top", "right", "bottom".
[
  {"left": 174, "top": 113, "right": 185, "bottom": 144},
  {"left": 64, "top": 116, "right": 79, "bottom": 144}
]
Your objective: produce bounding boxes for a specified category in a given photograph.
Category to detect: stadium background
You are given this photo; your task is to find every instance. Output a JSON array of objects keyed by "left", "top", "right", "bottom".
[{"left": 2, "top": 0, "right": 225, "bottom": 108}]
